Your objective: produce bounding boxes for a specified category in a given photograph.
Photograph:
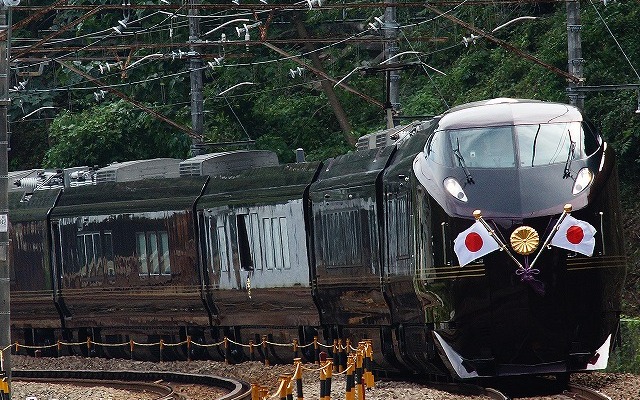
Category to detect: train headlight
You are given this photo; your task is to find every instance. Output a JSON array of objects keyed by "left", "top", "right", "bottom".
[
  {"left": 572, "top": 168, "right": 593, "bottom": 195},
  {"left": 444, "top": 177, "right": 468, "bottom": 202}
]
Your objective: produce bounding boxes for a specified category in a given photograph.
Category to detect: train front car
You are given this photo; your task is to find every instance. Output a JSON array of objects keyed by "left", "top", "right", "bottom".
[{"left": 412, "top": 98, "right": 626, "bottom": 379}]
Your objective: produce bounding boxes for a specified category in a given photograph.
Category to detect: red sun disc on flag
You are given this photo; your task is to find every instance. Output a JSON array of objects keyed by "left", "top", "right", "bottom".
[
  {"left": 465, "top": 232, "right": 484, "bottom": 252},
  {"left": 566, "top": 225, "right": 584, "bottom": 244}
]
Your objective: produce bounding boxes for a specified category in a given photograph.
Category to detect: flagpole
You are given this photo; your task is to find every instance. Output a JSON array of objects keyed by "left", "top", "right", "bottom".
[
  {"left": 528, "top": 203, "right": 573, "bottom": 269},
  {"left": 473, "top": 210, "right": 524, "bottom": 270}
]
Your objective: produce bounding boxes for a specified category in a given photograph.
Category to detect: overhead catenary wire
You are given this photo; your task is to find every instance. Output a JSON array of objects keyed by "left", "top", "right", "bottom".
[
  {"left": 10, "top": 0, "right": 477, "bottom": 103},
  {"left": 9, "top": 0, "right": 609, "bottom": 133},
  {"left": 588, "top": 0, "right": 640, "bottom": 83}
]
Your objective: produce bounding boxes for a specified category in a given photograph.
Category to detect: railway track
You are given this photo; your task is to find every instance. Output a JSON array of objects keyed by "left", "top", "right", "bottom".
[
  {"left": 13, "top": 369, "right": 252, "bottom": 400},
  {"left": 556, "top": 384, "right": 612, "bottom": 400},
  {"left": 492, "top": 382, "right": 612, "bottom": 400}
]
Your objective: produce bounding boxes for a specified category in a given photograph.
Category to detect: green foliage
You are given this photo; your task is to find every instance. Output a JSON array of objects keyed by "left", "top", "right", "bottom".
[
  {"left": 608, "top": 319, "right": 640, "bottom": 373},
  {"left": 8, "top": 1, "right": 640, "bottom": 183},
  {"left": 43, "top": 100, "right": 190, "bottom": 168}
]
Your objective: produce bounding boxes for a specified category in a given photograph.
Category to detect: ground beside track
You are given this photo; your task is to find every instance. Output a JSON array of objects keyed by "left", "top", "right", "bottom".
[{"left": 10, "top": 355, "right": 640, "bottom": 399}]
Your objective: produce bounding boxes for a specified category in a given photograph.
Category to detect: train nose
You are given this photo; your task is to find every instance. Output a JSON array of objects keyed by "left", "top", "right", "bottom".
[
  {"left": 433, "top": 246, "right": 575, "bottom": 378},
  {"left": 437, "top": 214, "right": 617, "bottom": 378},
  {"left": 458, "top": 165, "right": 581, "bottom": 218}
]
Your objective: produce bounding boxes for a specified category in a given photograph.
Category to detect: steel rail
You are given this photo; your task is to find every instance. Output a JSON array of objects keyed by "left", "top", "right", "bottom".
[
  {"left": 426, "top": 381, "right": 509, "bottom": 400},
  {"left": 563, "top": 383, "right": 612, "bottom": 400},
  {"left": 14, "top": 369, "right": 252, "bottom": 400}
]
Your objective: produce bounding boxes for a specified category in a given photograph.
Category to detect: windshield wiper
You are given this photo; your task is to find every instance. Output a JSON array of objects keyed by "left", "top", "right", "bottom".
[
  {"left": 530, "top": 125, "right": 541, "bottom": 167},
  {"left": 563, "top": 139, "right": 576, "bottom": 179},
  {"left": 453, "top": 138, "right": 474, "bottom": 184}
]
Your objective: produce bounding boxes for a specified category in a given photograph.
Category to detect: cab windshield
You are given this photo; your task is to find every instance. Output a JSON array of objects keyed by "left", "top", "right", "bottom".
[{"left": 426, "top": 122, "right": 600, "bottom": 169}]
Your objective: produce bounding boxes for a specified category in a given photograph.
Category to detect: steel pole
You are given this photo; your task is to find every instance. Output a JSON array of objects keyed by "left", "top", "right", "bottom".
[
  {"left": 567, "top": 0, "right": 584, "bottom": 109},
  {"left": 0, "top": 3, "right": 11, "bottom": 396},
  {"left": 383, "top": 0, "right": 399, "bottom": 128},
  {"left": 189, "top": 0, "right": 204, "bottom": 156}
]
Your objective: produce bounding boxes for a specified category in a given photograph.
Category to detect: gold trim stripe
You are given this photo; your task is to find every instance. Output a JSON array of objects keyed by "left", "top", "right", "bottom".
[
  {"left": 566, "top": 255, "right": 627, "bottom": 271},
  {"left": 417, "top": 264, "right": 486, "bottom": 281}
]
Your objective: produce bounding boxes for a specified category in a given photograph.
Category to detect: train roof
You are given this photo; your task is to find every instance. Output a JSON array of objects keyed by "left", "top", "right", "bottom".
[
  {"left": 179, "top": 150, "right": 278, "bottom": 177},
  {"left": 199, "top": 162, "right": 321, "bottom": 208},
  {"left": 96, "top": 158, "right": 181, "bottom": 183},
  {"left": 438, "top": 98, "right": 583, "bottom": 131}
]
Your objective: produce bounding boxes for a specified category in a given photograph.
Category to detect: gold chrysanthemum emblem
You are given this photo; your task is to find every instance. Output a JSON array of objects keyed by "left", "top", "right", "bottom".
[{"left": 510, "top": 226, "right": 540, "bottom": 255}]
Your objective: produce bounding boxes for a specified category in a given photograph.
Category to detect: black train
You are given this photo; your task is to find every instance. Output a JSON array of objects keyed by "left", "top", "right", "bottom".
[{"left": 9, "top": 98, "right": 626, "bottom": 379}]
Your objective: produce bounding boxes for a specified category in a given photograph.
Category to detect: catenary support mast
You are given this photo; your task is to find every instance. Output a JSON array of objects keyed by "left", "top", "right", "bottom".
[
  {"left": 0, "top": 1, "right": 11, "bottom": 395},
  {"left": 567, "top": 0, "right": 584, "bottom": 109},
  {"left": 383, "top": 0, "right": 399, "bottom": 128},
  {"left": 189, "top": 0, "right": 205, "bottom": 155}
]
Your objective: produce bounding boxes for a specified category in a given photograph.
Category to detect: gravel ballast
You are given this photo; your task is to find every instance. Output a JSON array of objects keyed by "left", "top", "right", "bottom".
[{"left": 9, "top": 355, "right": 640, "bottom": 399}]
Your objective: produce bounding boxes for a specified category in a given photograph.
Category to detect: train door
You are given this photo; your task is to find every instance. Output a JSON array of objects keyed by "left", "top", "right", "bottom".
[
  {"left": 384, "top": 184, "right": 412, "bottom": 279},
  {"left": 203, "top": 209, "right": 249, "bottom": 291}
]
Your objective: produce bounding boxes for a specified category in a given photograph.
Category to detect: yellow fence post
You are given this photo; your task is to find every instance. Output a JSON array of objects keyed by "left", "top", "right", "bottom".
[
  {"left": 293, "top": 357, "right": 304, "bottom": 400},
  {"left": 224, "top": 337, "right": 230, "bottom": 365},
  {"left": 313, "top": 336, "right": 319, "bottom": 364},
  {"left": 345, "top": 355, "right": 355, "bottom": 400},
  {"left": 325, "top": 357, "right": 333, "bottom": 400},
  {"left": 187, "top": 335, "right": 192, "bottom": 362},
  {"left": 277, "top": 374, "right": 291, "bottom": 400},
  {"left": 332, "top": 339, "right": 338, "bottom": 372},
  {"left": 251, "top": 383, "right": 261, "bottom": 400},
  {"left": 364, "top": 339, "right": 374, "bottom": 388},
  {"left": 86, "top": 336, "right": 92, "bottom": 357},
  {"left": 260, "top": 385, "right": 269, "bottom": 400},
  {"left": 319, "top": 352, "right": 327, "bottom": 400},
  {"left": 262, "top": 335, "right": 270, "bottom": 366}
]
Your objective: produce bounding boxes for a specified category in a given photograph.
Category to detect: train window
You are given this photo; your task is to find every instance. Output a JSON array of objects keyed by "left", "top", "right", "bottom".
[
  {"left": 77, "top": 235, "right": 86, "bottom": 274},
  {"left": 103, "top": 232, "right": 115, "bottom": 276},
  {"left": 217, "top": 225, "right": 230, "bottom": 273},
  {"left": 148, "top": 232, "right": 160, "bottom": 274},
  {"left": 237, "top": 215, "right": 254, "bottom": 271},
  {"left": 76, "top": 232, "right": 101, "bottom": 278},
  {"left": 386, "top": 193, "right": 411, "bottom": 275},
  {"left": 205, "top": 216, "right": 233, "bottom": 275},
  {"left": 448, "top": 126, "right": 515, "bottom": 168},
  {"left": 249, "top": 213, "right": 263, "bottom": 271},
  {"left": 516, "top": 122, "right": 594, "bottom": 167},
  {"left": 256, "top": 216, "right": 291, "bottom": 271},
  {"left": 280, "top": 217, "right": 291, "bottom": 270},
  {"left": 136, "top": 231, "right": 172, "bottom": 277},
  {"left": 272, "top": 218, "right": 283, "bottom": 270},
  {"left": 425, "top": 131, "right": 450, "bottom": 166},
  {"left": 205, "top": 219, "right": 218, "bottom": 275},
  {"left": 136, "top": 232, "right": 149, "bottom": 275},
  {"left": 92, "top": 233, "right": 102, "bottom": 277},
  {"left": 581, "top": 120, "right": 601, "bottom": 156},
  {"left": 262, "top": 218, "right": 275, "bottom": 270},
  {"left": 159, "top": 232, "right": 170, "bottom": 275},
  {"left": 320, "top": 209, "right": 363, "bottom": 268}
]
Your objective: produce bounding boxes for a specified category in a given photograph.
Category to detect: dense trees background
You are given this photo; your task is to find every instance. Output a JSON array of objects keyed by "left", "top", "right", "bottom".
[{"left": 6, "top": 1, "right": 640, "bottom": 313}]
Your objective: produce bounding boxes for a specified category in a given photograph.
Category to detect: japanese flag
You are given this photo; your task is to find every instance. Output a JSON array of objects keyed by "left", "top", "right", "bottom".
[
  {"left": 550, "top": 215, "right": 596, "bottom": 256},
  {"left": 453, "top": 220, "right": 500, "bottom": 267}
]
